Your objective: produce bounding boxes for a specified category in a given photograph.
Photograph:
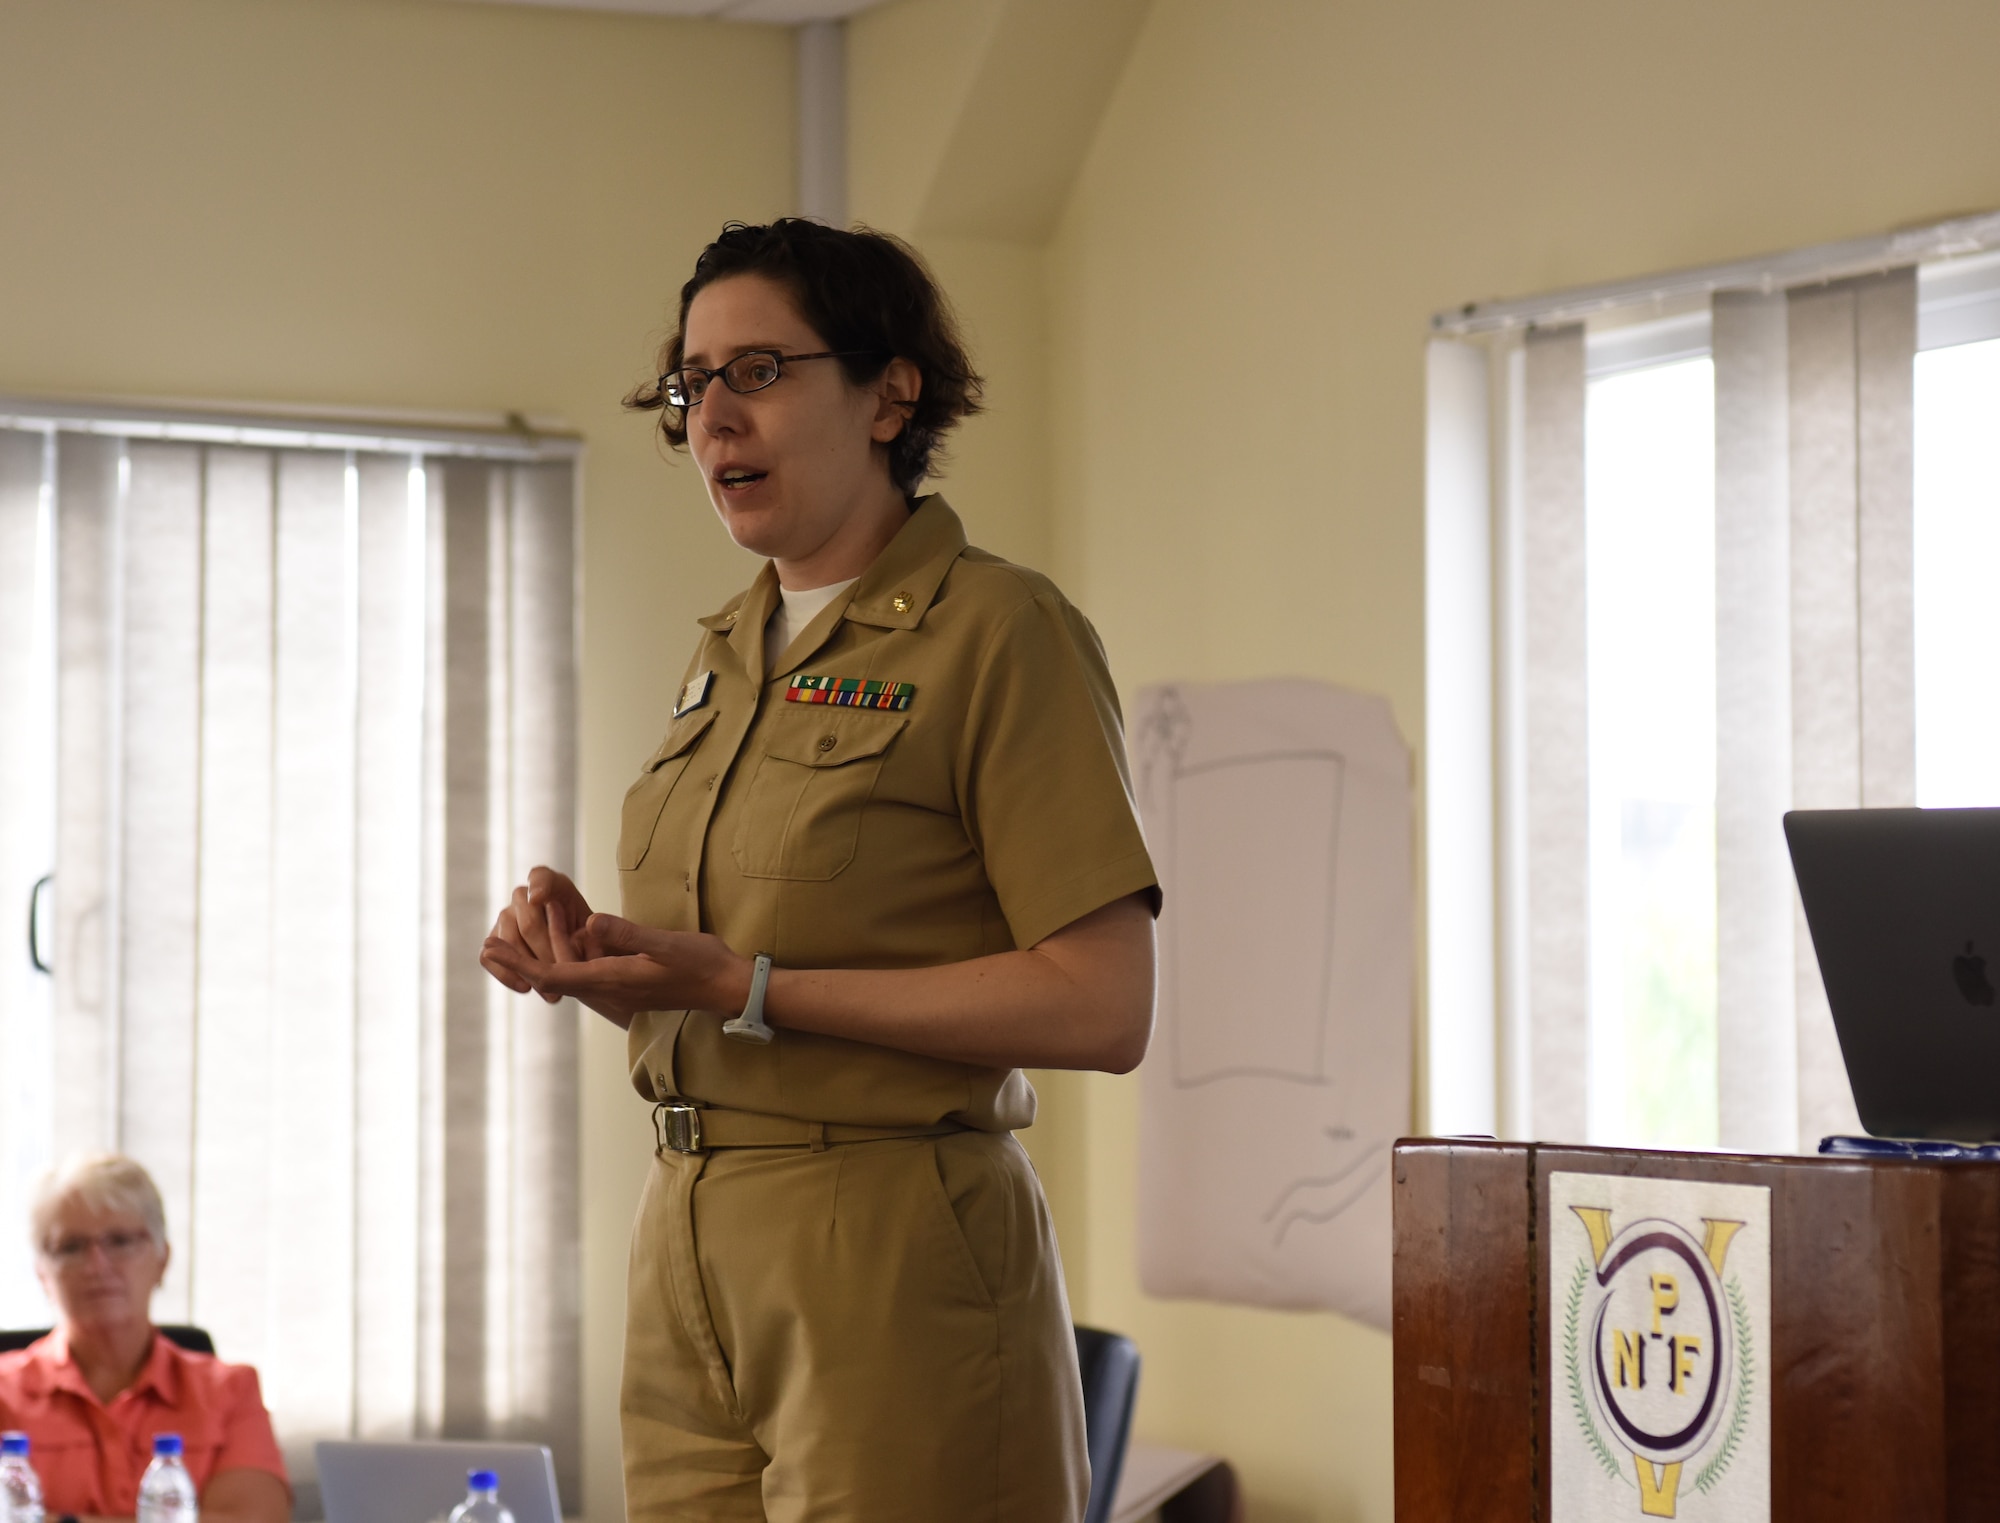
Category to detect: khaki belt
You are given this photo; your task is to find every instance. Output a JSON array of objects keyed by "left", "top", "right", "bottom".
[{"left": 652, "top": 1100, "right": 960, "bottom": 1156}]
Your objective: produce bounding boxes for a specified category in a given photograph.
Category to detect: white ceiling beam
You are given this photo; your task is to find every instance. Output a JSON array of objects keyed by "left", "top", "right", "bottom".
[{"left": 794, "top": 21, "right": 847, "bottom": 225}]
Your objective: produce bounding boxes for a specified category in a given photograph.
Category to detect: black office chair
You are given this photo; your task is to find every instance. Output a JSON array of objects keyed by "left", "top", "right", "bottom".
[
  {"left": 0, "top": 1325, "right": 215, "bottom": 1355},
  {"left": 1074, "top": 1323, "right": 1141, "bottom": 1523}
]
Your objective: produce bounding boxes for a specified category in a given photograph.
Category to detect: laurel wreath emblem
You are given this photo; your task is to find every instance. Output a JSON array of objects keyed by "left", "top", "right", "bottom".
[
  {"left": 1692, "top": 1277, "right": 1754, "bottom": 1494},
  {"left": 1563, "top": 1257, "right": 1756, "bottom": 1496},
  {"left": 1563, "top": 1258, "right": 1631, "bottom": 1485}
]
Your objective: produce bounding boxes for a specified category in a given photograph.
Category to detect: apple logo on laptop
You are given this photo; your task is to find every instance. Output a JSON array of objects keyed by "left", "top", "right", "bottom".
[{"left": 1953, "top": 941, "right": 1996, "bottom": 1007}]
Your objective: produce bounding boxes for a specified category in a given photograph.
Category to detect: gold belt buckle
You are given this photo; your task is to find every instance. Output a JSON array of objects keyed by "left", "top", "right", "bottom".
[{"left": 653, "top": 1101, "right": 705, "bottom": 1155}]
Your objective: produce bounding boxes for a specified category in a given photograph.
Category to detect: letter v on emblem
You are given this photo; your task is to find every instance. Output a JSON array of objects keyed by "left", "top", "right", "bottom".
[
  {"left": 1636, "top": 1458, "right": 1683, "bottom": 1516},
  {"left": 1571, "top": 1205, "right": 1614, "bottom": 1268},
  {"left": 1701, "top": 1218, "right": 1746, "bottom": 1275}
]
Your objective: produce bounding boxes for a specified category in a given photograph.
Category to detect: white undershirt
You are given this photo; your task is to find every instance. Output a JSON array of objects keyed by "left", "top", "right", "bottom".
[{"left": 765, "top": 576, "right": 858, "bottom": 675}]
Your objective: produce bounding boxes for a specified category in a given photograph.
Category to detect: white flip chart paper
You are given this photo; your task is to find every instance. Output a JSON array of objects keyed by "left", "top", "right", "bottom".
[{"left": 1134, "top": 679, "right": 1412, "bottom": 1329}]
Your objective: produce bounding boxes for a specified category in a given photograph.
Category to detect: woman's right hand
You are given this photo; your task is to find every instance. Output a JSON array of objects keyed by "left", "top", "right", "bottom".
[{"left": 482, "top": 865, "right": 593, "bottom": 1004}]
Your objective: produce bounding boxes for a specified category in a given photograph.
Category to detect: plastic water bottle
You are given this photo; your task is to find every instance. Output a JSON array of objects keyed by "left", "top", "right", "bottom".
[
  {"left": 0, "top": 1431, "right": 44, "bottom": 1523},
  {"left": 447, "top": 1469, "right": 515, "bottom": 1523},
  {"left": 135, "top": 1433, "right": 198, "bottom": 1523}
]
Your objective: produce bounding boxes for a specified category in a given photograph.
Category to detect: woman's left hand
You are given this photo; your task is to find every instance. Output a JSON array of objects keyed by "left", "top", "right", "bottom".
[{"left": 480, "top": 911, "right": 751, "bottom": 1028}]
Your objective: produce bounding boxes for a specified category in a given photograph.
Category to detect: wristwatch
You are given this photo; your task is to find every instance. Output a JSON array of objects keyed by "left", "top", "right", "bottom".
[{"left": 721, "top": 952, "right": 775, "bottom": 1044}]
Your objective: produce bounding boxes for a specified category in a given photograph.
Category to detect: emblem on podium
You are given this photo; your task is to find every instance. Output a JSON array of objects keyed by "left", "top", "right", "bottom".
[{"left": 1551, "top": 1173, "right": 1771, "bottom": 1522}]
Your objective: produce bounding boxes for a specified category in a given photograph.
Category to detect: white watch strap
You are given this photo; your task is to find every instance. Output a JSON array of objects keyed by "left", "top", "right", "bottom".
[{"left": 722, "top": 953, "right": 775, "bottom": 1045}]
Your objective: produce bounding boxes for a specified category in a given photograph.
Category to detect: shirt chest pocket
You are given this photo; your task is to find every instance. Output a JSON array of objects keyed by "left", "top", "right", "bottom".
[
  {"left": 619, "top": 710, "right": 719, "bottom": 871},
  {"left": 731, "top": 714, "right": 908, "bottom": 881}
]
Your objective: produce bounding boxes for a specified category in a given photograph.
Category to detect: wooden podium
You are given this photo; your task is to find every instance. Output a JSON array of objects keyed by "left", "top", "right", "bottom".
[{"left": 1392, "top": 1138, "right": 2000, "bottom": 1520}]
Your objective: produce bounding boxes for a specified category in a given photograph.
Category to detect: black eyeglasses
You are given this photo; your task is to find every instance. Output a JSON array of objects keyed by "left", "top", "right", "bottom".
[{"left": 660, "top": 349, "right": 877, "bottom": 410}]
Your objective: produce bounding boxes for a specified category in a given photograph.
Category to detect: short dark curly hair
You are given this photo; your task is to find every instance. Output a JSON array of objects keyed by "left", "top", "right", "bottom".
[{"left": 625, "top": 220, "right": 984, "bottom": 496}]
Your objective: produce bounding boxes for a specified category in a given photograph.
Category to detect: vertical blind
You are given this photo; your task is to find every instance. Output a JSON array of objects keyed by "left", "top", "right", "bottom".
[
  {"left": 1519, "top": 326, "right": 1590, "bottom": 1144},
  {"left": 0, "top": 416, "right": 581, "bottom": 1509},
  {"left": 1431, "top": 266, "right": 1921, "bottom": 1153},
  {"left": 1776, "top": 272, "right": 1915, "bottom": 1148},
  {"left": 1709, "top": 273, "right": 1917, "bottom": 1149},
  {"left": 0, "top": 432, "right": 56, "bottom": 1324},
  {"left": 1711, "top": 290, "right": 1796, "bottom": 1153}
]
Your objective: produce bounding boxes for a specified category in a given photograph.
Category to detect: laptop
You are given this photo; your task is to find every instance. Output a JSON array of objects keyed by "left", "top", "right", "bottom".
[
  {"left": 1785, "top": 806, "right": 2000, "bottom": 1141},
  {"left": 316, "top": 1440, "right": 563, "bottom": 1523}
]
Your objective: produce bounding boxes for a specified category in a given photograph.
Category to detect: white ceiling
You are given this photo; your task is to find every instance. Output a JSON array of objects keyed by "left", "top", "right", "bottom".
[{"left": 445, "top": 0, "right": 886, "bottom": 22}]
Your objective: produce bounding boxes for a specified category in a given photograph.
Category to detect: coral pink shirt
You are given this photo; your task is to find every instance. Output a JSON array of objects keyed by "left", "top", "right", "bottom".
[{"left": 0, "top": 1329, "right": 289, "bottom": 1517}]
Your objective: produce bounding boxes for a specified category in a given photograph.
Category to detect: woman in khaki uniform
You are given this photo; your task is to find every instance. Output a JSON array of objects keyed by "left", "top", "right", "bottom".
[{"left": 481, "top": 220, "right": 1159, "bottom": 1523}]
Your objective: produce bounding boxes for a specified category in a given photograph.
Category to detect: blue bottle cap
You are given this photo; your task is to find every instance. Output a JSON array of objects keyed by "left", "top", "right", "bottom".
[
  {"left": 468, "top": 1469, "right": 500, "bottom": 1492},
  {"left": 0, "top": 1431, "right": 27, "bottom": 1456},
  {"left": 153, "top": 1433, "right": 184, "bottom": 1457}
]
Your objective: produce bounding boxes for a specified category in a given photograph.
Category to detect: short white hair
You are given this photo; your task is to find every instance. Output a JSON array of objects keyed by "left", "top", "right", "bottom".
[{"left": 30, "top": 1154, "right": 167, "bottom": 1256}]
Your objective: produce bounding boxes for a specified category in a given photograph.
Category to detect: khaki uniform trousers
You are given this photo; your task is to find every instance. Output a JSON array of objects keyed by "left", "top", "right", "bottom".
[{"left": 621, "top": 1126, "right": 1089, "bottom": 1523}]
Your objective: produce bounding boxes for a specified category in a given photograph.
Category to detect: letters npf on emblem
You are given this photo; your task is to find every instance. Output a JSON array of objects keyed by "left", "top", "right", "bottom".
[{"left": 1550, "top": 1173, "right": 1771, "bottom": 1523}]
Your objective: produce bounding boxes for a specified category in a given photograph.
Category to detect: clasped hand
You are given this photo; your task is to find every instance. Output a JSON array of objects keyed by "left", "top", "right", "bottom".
[{"left": 479, "top": 866, "right": 752, "bottom": 1028}]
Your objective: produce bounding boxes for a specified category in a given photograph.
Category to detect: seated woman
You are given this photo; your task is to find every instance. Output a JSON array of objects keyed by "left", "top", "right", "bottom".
[{"left": 0, "top": 1156, "right": 289, "bottom": 1523}]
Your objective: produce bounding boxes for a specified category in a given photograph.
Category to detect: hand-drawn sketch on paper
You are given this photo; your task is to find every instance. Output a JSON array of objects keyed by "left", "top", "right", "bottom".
[{"left": 1134, "top": 679, "right": 1412, "bottom": 1329}]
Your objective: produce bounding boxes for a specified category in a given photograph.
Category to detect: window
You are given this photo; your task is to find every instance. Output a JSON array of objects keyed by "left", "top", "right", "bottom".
[
  {"left": 0, "top": 436, "right": 56, "bottom": 1325},
  {"left": 1914, "top": 330, "right": 2000, "bottom": 808},
  {"left": 1584, "top": 348, "right": 1717, "bottom": 1149},
  {"left": 0, "top": 403, "right": 583, "bottom": 1509},
  {"left": 1423, "top": 213, "right": 2000, "bottom": 1153}
]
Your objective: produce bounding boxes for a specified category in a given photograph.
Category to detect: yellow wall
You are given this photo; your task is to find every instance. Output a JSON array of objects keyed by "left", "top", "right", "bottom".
[
  {"left": 0, "top": 2, "right": 794, "bottom": 1517},
  {"left": 861, "top": 0, "right": 2000, "bottom": 1518}
]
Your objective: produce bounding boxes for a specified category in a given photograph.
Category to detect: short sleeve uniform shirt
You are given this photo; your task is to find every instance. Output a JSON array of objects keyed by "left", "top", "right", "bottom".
[{"left": 619, "top": 496, "right": 1158, "bottom": 1131}]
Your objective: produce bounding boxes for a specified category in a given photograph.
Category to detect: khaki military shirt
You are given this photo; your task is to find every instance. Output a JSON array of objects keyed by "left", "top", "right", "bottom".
[{"left": 618, "top": 496, "right": 1158, "bottom": 1131}]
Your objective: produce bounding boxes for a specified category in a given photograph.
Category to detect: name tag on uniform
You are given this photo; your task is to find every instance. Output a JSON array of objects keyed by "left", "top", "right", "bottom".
[
  {"left": 674, "top": 670, "right": 713, "bottom": 717},
  {"left": 787, "top": 674, "right": 916, "bottom": 711}
]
